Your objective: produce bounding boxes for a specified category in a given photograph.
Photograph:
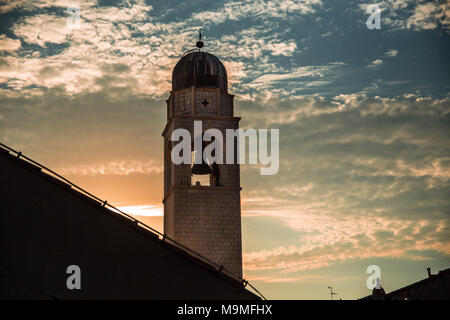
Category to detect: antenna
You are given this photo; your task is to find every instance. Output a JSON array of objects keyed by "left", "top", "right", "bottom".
[
  {"left": 196, "top": 28, "right": 204, "bottom": 50},
  {"left": 327, "top": 286, "right": 338, "bottom": 300}
]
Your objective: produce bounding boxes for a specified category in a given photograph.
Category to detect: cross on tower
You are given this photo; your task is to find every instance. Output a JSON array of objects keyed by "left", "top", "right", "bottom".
[{"left": 201, "top": 99, "right": 209, "bottom": 106}]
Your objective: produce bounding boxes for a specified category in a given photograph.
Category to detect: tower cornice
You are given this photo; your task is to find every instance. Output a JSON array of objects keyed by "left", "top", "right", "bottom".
[{"left": 162, "top": 185, "right": 242, "bottom": 204}]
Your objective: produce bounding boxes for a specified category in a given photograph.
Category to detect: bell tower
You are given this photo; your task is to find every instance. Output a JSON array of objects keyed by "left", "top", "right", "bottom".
[{"left": 162, "top": 35, "right": 243, "bottom": 278}]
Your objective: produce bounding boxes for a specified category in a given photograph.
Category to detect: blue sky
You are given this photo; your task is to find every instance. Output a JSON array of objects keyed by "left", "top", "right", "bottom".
[{"left": 0, "top": 0, "right": 449, "bottom": 299}]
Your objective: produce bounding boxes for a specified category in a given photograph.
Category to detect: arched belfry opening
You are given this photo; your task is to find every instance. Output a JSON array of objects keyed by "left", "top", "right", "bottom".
[
  {"left": 162, "top": 32, "right": 242, "bottom": 277},
  {"left": 191, "top": 138, "right": 214, "bottom": 187}
]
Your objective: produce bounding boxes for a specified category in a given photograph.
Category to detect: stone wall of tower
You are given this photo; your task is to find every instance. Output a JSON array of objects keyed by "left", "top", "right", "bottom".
[
  {"left": 166, "top": 186, "right": 242, "bottom": 277},
  {"left": 167, "top": 87, "right": 234, "bottom": 119}
]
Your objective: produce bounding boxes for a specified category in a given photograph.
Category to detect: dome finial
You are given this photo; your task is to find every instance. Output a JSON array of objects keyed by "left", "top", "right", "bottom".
[{"left": 196, "top": 28, "right": 204, "bottom": 50}]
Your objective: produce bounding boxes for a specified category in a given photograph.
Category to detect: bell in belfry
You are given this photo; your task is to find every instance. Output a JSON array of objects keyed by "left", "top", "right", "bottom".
[
  {"left": 191, "top": 143, "right": 212, "bottom": 175},
  {"left": 191, "top": 161, "right": 212, "bottom": 175}
]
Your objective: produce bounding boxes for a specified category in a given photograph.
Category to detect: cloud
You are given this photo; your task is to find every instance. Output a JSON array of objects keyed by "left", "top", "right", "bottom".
[
  {"left": 191, "top": 0, "right": 323, "bottom": 25},
  {"left": 82, "top": 0, "right": 152, "bottom": 22},
  {"left": 57, "top": 160, "right": 163, "bottom": 176},
  {"left": 210, "top": 27, "right": 299, "bottom": 62},
  {"left": 251, "top": 63, "right": 339, "bottom": 84},
  {"left": 243, "top": 214, "right": 449, "bottom": 273},
  {"left": 0, "top": 1, "right": 321, "bottom": 98},
  {"left": 365, "top": 0, "right": 450, "bottom": 32},
  {"left": 1, "top": 1, "right": 173, "bottom": 96},
  {"left": 249, "top": 274, "right": 327, "bottom": 283},
  {"left": 384, "top": 49, "right": 398, "bottom": 57},
  {"left": 245, "top": 62, "right": 345, "bottom": 97},
  {"left": 406, "top": 1, "right": 449, "bottom": 31},
  {"left": 115, "top": 204, "right": 163, "bottom": 217},
  {"left": 236, "top": 93, "right": 449, "bottom": 276},
  {"left": 3, "top": 0, "right": 444, "bottom": 102},
  {"left": 0, "top": 0, "right": 97, "bottom": 13},
  {"left": 4, "top": 1, "right": 309, "bottom": 98},
  {"left": 0, "top": 35, "right": 21, "bottom": 51},
  {"left": 367, "top": 59, "right": 383, "bottom": 68}
]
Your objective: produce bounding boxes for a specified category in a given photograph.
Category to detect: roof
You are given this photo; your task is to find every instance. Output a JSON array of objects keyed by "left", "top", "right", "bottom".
[
  {"left": 0, "top": 142, "right": 264, "bottom": 299},
  {"left": 360, "top": 268, "right": 450, "bottom": 300},
  {"left": 388, "top": 268, "right": 450, "bottom": 298}
]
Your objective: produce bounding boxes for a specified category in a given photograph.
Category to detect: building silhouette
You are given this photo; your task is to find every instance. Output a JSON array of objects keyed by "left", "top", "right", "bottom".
[
  {"left": 361, "top": 268, "right": 450, "bottom": 300},
  {"left": 163, "top": 42, "right": 243, "bottom": 277},
  {"left": 0, "top": 142, "right": 260, "bottom": 299}
]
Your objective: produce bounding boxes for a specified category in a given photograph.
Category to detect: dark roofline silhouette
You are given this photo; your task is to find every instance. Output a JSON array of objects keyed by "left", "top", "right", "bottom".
[
  {"left": 0, "top": 142, "right": 265, "bottom": 300},
  {"left": 360, "top": 267, "right": 450, "bottom": 300},
  {"left": 387, "top": 268, "right": 450, "bottom": 297}
]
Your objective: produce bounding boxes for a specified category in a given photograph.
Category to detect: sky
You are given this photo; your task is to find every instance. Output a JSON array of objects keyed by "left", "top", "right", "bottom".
[{"left": 0, "top": 0, "right": 449, "bottom": 299}]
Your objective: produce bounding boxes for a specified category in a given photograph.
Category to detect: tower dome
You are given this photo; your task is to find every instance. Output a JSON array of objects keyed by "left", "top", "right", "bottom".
[{"left": 172, "top": 51, "right": 228, "bottom": 92}]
